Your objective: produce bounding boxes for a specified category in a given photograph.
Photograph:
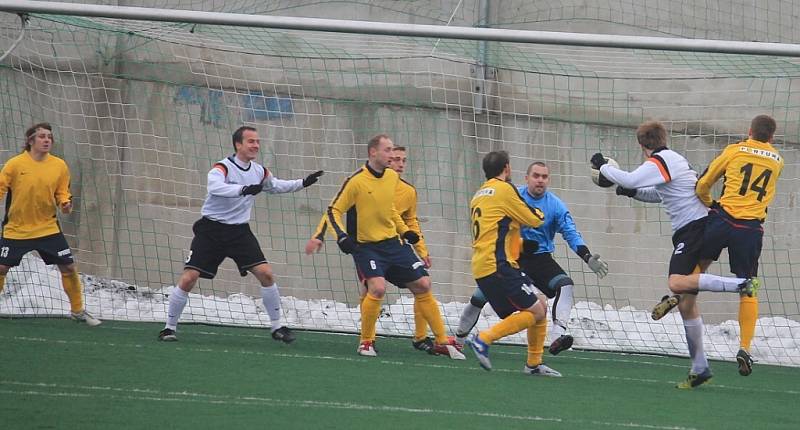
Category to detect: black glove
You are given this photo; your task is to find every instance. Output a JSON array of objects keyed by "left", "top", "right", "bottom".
[
  {"left": 402, "top": 231, "right": 420, "bottom": 245},
  {"left": 590, "top": 153, "right": 608, "bottom": 170},
  {"left": 616, "top": 186, "right": 637, "bottom": 198},
  {"left": 522, "top": 239, "right": 539, "bottom": 254},
  {"left": 336, "top": 235, "right": 357, "bottom": 254},
  {"left": 240, "top": 184, "right": 263, "bottom": 196},
  {"left": 303, "top": 170, "right": 324, "bottom": 187}
]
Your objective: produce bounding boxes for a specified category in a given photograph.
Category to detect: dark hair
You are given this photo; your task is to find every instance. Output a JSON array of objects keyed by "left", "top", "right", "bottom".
[
  {"left": 392, "top": 145, "right": 406, "bottom": 152},
  {"left": 750, "top": 114, "right": 776, "bottom": 142},
  {"left": 636, "top": 121, "right": 667, "bottom": 150},
  {"left": 232, "top": 126, "right": 257, "bottom": 151},
  {"left": 526, "top": 161, "right": 547, "bottom": 176},
  {"left": 482, "top": 150, "right": 510, "bottom": 179},
  {"left": 24, "top": 122, "right": 53, "bottom": 152},
  {"left": 367, "top": 133, "right": 390, "bottom": 155}
]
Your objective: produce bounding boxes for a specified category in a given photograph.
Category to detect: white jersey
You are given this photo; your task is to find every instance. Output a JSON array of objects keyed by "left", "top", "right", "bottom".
[
  {"left": 200, "top": 156, "right": 304, "bottom": 225},
  {"left": 600, "top": 148, "right": 708, "bottom": 232}
]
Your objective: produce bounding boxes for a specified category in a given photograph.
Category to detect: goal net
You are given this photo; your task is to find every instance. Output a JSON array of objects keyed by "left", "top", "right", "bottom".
[{"left": 1, "top": 1, "right": 798, "bottom": 366}]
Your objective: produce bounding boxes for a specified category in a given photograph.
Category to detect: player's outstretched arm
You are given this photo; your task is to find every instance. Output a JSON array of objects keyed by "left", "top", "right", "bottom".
[
  {"left": 263, "top": 169, "right": 324, "bottom": 194},
  {"left": 595, "top": 153, "right": 667, "bottom": 190}
]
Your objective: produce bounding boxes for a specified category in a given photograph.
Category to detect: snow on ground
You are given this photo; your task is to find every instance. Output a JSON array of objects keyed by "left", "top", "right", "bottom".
[{"left": 2, "top": 255, "right": 799, "bottom": 366}]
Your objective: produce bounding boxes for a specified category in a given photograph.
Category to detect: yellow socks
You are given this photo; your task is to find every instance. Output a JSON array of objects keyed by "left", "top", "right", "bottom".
[
  {"left": 61, "top": 271, "right": 84, "bottom": 313},
  {"left": 413, "top": 297, "right": 429, "bottom": 342},
  {"left": 414, "top": 291, "right": 447, "bottom": 344},
  {"left": 360, "top": 293, "right": 382, "bottom": 342},
  {"left": 478, "top": 311, "right": 535, "bottom": 345},
  {"left": 0, "top": 273, "right": 5, "bottom": 293},
  {"left": 526, "top": 316, "right": 548, "bottom": 367},
  {"left": 739, "top": 296, "right": 758, "bottom": 350}
]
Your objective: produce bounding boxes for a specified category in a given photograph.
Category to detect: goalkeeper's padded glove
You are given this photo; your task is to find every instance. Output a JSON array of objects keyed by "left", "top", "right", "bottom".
[
  {"left": 336, "top": 235, "right": 357, "bottom": 255},
  {"left": 303, "top": 170, "right": 324, "bottom": 187},
  {"left": 590, "top": 152, "right": 608, "bottom": 170},
  {"left": 616, "top": 186, "right": 637, "bottom": 198},
  {"left": 241, "top": 184, "right": 263, "bottom": 196},
  {"left": 402, "top": 231, "right": 420, "bottom": 245},
  {"left": 586, "top": 254, "right": 609, "bottom": 278}
]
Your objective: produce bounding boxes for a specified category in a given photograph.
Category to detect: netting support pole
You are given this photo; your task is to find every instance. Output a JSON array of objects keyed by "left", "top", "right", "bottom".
[
  {"left": 2, "top": 0, "right": 800, "bottom": 56},
  {"left": 472, "top": 0, "right": 490, "bottom": 115}
]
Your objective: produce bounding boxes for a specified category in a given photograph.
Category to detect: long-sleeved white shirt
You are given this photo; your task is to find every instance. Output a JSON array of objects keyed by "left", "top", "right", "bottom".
[
  {"left": 600, "top": 148, "right": 708, "bottom": 232},
  {"left": 201, "top": 155, "right": 304, "bottom": 224}
]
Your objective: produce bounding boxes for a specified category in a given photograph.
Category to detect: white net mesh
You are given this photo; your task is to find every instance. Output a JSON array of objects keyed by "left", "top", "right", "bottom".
[{"left": 1, "top": 1, "right": 799, "bottom": 365}]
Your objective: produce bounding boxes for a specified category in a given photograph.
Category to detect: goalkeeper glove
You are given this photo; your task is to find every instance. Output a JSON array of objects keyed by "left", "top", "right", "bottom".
[
  {"left": 336, "top": 235, "right": 357, "bottom": 254},
  {"left": 586, "top": 254, "right": 609, "bottom": 278},
  {"left": 241, "top": 184, "right": 263, "bottom": 196},
  {"left": 303, "top": 170, "right": 324, "bottom": 187},
  {"left": 590, "top": 152, "right": 608, "bottom": 170},
  {"left": 402, "top": 231, "right": 420, "bottom": 245},
  {"left": 616, "top": 186, "right": 637, "bottom": 198}
]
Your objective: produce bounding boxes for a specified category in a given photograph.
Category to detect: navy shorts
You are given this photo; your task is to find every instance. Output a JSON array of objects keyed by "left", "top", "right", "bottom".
[
  {"left": 184, "top": 217, "right": 267, "bottom": 279},
  {"left": 518, "top": 252, "right": 570, "bottom": 298},
  {"left": 352, "top": 237, "right": 428, "bottom": 287},
  {"left": 701, "top": 207, "right": 763, "bottom": 278},
  {"left": 476, "top": 263, "right": 539, "bottom": 319},
  {"left": 0, "top": 233, "right": 75, "bottom": 267},
  {"left": 669, "top": 216, "right": 707, "bottom": 276}
]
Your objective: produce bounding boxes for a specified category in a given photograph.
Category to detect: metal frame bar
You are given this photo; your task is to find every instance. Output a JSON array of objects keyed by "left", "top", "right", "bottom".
[{"left": 1, "top": 0, "right": 800, "bottom": 57}]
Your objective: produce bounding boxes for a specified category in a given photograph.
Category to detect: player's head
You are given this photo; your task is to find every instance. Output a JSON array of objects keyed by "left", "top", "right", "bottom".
[
  {"left": 482, "top": 150, "right": 510, "bottom": 180},
  {"left": 636, "top": 121, "right": 667, "bottom": 155},
  {"left": 367, "top": 133, "right": 394, "bottom": 170},
  {"left": 232, "top": 126, "right": 259, "bottom": 161},
  {"left": 525, "top": 161, "right": 550, "bottom": 197},
  {"left": 749, "top": 114, "right": 776, "bottom": 143},
  {"left": 24, "top": 122, "right": 54, "bottom": 153},
  {"left": 389, "top": 145, "right": 407, "bottom": 175}
]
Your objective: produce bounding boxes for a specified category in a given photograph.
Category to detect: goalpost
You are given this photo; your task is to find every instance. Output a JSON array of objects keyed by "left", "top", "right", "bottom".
[{"left": 1, "top": 0, "right": 798, "bottom": 366}]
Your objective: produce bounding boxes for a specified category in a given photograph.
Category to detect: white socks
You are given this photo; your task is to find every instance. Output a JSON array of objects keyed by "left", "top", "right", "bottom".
[
  {"left": 456, "top": 303, "right": 482, "bottom": 338},
  {"left": 165, "top": 286, "right": 188, "bottom": 330},
  {"left": 550, "top": 285, "right": 574, "bottom": 339},
  {"left": 698, "top": 274, "right": 746, "bottom": 293},
  {"left": 683, "top": 317, "right": 709, "bottom": 373},
  {"left": 261, "top": 284, "right": 284, "bottom": 332}
]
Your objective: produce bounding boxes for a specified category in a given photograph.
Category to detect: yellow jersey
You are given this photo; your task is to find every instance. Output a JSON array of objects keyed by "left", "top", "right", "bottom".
[
  {"left": 395, "top": 178, "right": 428, "bottom": 258},
  {"left": 314, "top": 163, "right": 409, "bottom": 243},
  {"left": 470, "top": 178, "right": 545, "bottom": 279},
  {"left": 0, "top": 151, "right": 72, "bottom": 239},
  {"left": 696, "top": 138, "right": 783, "bottom": 221}
]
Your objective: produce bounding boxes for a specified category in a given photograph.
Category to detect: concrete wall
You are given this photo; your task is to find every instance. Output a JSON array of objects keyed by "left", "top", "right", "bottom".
[{"left": 1, "top": 1, "right": 798, "bottom": 323}]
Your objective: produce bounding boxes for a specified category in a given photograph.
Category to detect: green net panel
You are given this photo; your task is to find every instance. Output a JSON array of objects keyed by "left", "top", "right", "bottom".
[{"left": 0, "top": 1, "right": 798, "bottom": 366}]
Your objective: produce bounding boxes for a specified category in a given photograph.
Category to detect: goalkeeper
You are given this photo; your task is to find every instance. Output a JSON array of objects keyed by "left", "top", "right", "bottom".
[{"left": 455, "top": 161, "right": 608, "bottom": 355}]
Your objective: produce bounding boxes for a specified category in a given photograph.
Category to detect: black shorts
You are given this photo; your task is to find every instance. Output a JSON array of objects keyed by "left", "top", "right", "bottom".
[
  {"left": 518, "top": 253, "right": 570, "bottom": 298},
  {"left": 701, "top": 207, "right": 763, "bottom": 278},
  {"left": 669, "top": 216, "right": 707, "bottom": 276},
  {"left": 352, "top": 237, "right": 428, "bottom": 287},
  {"left": 476, "top": 263, "right": 539, "bottom": 319},
  {"left": 184, "top": 217, "right": 267, "bottom": 279},
  {"left": 0, "top": 233, "right": 74, "bottom": 267}
]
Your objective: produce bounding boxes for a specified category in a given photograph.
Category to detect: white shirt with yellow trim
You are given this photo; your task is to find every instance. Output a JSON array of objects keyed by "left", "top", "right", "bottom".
[{"left": 600, "top": 148, "right": 707, "bottom": 232}]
